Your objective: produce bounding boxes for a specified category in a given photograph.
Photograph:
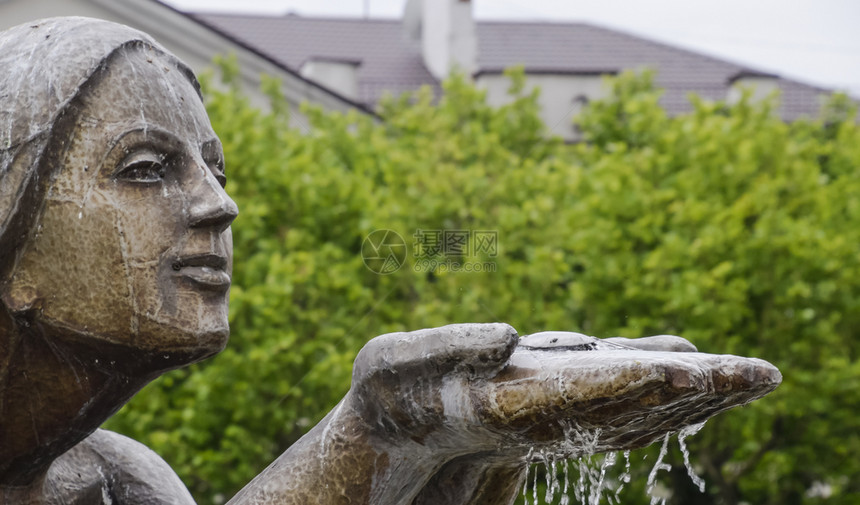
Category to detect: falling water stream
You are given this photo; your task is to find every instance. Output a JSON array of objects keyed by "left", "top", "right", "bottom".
[
  {"left": 520, "top": 423, "right": 707, "bottom": 505},
  {"left": 678, "top": 422, "right": 707, "bottom": 493}
]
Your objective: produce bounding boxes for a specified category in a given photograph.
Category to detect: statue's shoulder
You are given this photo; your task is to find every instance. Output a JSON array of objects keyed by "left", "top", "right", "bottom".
[{"left": 45, "top": 429, "right": 196, "bottom": 504}]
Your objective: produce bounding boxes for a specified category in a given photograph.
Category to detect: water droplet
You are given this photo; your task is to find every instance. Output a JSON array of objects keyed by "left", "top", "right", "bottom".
[{"left": 614, "top": 450, "right": 632, "bottom": 501}]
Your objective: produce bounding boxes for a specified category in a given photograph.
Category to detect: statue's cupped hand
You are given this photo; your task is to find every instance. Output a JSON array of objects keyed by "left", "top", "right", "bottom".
[{"left": 347, "top": 323, "right": 781, "bottom": 461}]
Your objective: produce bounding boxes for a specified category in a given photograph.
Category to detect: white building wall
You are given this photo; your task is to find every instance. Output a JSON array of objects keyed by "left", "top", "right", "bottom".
[
  {"left": 728, "top": 76, "right": 781, "bottom": 109},
  {"left": 0, "top": 0, "right": 107, "bottom": 21},
  {"left": 477, "top": 73, "right": 608, "bottom": 141},
  {"left": 300, "top": 60, "right": 359, "bottom": 101}
]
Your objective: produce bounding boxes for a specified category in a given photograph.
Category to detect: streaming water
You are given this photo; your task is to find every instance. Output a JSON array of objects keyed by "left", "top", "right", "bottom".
[
  {"left": 560, "top": 459, "right": 571, "bottom": 505},
  {"left": 613, "top": 450, "right": 631, "bottom": 500},
  {"left": 523, "top": 447, "right": 535, "bottom": 503},
  {"left": 520, "top": 423, "right": 706, "bottom": 505},
  {"left": 646, "top": 434, "right": 671, "bottom": 505},
  {"left": 544, "top": 453, "right": 560, "bottom": 502},
  {"left": 678, "top": 422, "right": 707, "bottom": 493}
]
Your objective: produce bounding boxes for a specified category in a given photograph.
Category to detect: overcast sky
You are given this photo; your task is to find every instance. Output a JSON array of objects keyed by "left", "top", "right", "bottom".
[{"left": 164, "top": 0, "right": 860, "bottom": 97}]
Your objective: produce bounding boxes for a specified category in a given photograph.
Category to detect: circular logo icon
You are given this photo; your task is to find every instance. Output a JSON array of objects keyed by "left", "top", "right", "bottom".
[{"left": 361, "top": 229, "right": 407, "bottom": 274}]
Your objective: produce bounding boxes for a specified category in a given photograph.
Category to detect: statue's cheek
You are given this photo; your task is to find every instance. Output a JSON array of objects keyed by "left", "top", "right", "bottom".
[{"left": 3, "top": 196, "right": 135, "bottom": 340}]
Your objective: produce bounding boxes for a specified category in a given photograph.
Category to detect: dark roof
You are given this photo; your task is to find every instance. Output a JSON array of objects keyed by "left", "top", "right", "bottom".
[
  {"left": 193, "top": 12, "right": 832, "bottom": 120},
  {"left": 190, "top": 14, "right": 439, "bottom": 105}
]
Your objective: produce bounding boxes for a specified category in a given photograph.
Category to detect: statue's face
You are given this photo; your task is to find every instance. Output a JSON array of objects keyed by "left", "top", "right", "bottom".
[{"left": 4, "top": 49, "right": 237, "bottom": 364}]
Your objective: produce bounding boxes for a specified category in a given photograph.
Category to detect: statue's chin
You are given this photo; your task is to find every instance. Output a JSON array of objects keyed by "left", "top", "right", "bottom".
[
  {"left": 55, "top": 324, "right": 229, "bottom": 378},
  {"left": 127, "top": 331, "right": 229, "bottom": 375},
  {"left": 141, "top": 331, "right": 229, "bottom": 371},
  {"left": 121, "top": 311, "right": 230, "bottom": 373}
]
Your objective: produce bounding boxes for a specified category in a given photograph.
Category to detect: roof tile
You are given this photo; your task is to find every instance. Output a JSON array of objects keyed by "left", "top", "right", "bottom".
[{"left": 193, "top": 12, "right": 832, "bottom": 120}]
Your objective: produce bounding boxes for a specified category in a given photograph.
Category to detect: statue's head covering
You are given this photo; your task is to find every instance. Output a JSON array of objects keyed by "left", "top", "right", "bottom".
[{"left": 0, "top": 17, "right": 200, "bottom": 274}]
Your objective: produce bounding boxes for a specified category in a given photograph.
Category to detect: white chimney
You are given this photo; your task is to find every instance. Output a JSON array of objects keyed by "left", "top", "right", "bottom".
[{"left": 404, "top": 0, "right": 477, "bottom": 80}]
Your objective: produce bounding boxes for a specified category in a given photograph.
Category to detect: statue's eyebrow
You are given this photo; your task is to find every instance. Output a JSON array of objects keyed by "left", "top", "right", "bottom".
[
  {"left": 101, "top": 126, "right": 182, "bottom": 176},
  {"left": 106, "top": 125, "right": 180, "bottom": 153}
]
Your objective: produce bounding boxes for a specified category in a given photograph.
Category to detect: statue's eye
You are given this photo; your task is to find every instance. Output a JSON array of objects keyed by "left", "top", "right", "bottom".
[
  {"left": 211, "top": 159, "right": 227, "bottom": 188},
  {"left": 115, "top": 152, "right": 165, "bottom": 183},
  {"left": 202, "top": 141, "right": 226, "bottom": 188}
]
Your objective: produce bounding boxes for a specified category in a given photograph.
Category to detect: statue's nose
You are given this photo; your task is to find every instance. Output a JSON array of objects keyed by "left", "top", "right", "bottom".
[{"left": 187, "top": 161, "right": 238, "bottom": 232}]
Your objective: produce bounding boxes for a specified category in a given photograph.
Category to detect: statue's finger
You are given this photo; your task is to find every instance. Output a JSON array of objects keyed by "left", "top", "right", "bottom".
[
  {"left": 604, "top": 335, "right": 698, "bottom": 352},
  {"left": 520, "top": 332, "right": 697, "bottom": 353},
  {"left": 353, "top": 323, "right": 518, "bottom": 385}
]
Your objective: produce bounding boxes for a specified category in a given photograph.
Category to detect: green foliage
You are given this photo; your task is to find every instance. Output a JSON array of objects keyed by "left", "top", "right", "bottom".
[{"left": 106, "top": 66, "right": 860, "bottom": 505}]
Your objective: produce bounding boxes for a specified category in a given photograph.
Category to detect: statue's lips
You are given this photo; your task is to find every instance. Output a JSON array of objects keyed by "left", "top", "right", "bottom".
[{"left": 174, "top": 254, "right": 230, "bottom": 291}]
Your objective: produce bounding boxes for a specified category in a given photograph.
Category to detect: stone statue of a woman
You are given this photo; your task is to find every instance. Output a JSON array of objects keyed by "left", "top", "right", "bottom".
[
  {"left": 0, "top": 17, "right": 236, "bottom": 504},
  {"left": 0, "top": 17, "right": 780, "bottom": 505}
]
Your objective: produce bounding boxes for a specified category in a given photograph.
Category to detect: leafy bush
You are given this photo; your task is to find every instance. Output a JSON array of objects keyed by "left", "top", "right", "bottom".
[{"left": 106, "top": 63, "right": 860, "bottom": 505}]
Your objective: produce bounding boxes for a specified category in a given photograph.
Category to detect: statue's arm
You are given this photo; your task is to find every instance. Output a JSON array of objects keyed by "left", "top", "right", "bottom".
[
  {"left": 227, "top": 323, "right": 520, "bottom": 505},
  {"left": 225, "top": 404, "right": 399, "bottom": 505},
  {"left": 46, "top": 429, "right": 196, "bottom": 504},
  {"left": 227, "top": 425, "right": 527, "bottom": 505}
]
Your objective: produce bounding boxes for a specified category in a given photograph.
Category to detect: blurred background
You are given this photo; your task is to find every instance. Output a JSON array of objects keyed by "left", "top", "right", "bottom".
[{"left": 166, "top": 0, "right": 860, "bottom": 98}]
